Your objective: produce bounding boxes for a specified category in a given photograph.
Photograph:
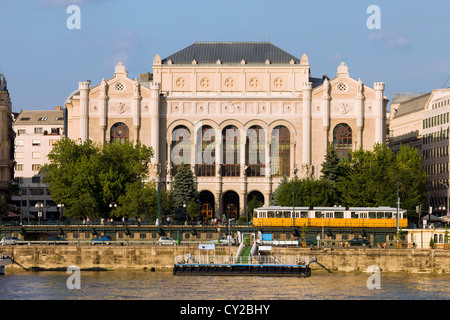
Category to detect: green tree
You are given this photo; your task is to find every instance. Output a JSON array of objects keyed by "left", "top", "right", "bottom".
[
  {"left": 41, "top": 138, "right": 154, "bottom": 219},
  {"left": 270, "top": 175, "right": 288, "bottom": 205},
  {"left": 187, "top": 198, "right": 200, "bottom": 221},
  {"left": 275, "top": 178, "right": 336, "bottom": 208},
  {"left": 335, "top": 143, "right": 427, "bottom": 224},
  {"left": 171, "top": 164, "right": 200, "bottom": 221},
  {"left": 247, "top": 195, "right": 263, "bottom": 220},
  {"left": 321, "top": 144, "right": 343, "bottom": 184},
  {"left": 113, "top": 180, "right": 158, "bottom": 220}
]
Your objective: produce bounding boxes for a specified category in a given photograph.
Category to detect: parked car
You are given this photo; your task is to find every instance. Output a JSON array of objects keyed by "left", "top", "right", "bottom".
[
  {"left": 91, "top": 235, "right": 111, "bottom": 245},
  {"left": 46, "top": 236, "right": 69, "bottom": 245},
  {"left": 157, "top": 236, "right": 177, "bottom": 246},
  {"left": 211, "top": 236, "right": 236, "bottom": 245},
  {"left": 1, "top": 237, "right": 30, "bottom": 245},
  {"left": 347, "top": 238, "right": 371, "bottom": 247}
]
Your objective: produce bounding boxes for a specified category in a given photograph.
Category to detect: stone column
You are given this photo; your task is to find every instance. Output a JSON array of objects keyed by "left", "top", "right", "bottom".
[
  {"left": 166, "top": 141, "right": 172, "bottom": 191},
  {"left": 322, "top": 80, "right": 331, "bottom": 149},
  {"left": 132, "top": 79, "right": 141, "bottom": 142},
  {"left": 374, "top": 82, "right": 386, "bottom": 144},
  {"left": 302, "top": 82, "right": 312, "bottom": 165},
  {"left": 150, "top": 82, "right": 160, "bottom": 164},
  {"left": 99, "top": 78, "right": 107, "bottom": 143},
  {"left": 79, "top": 81, "right": 90, "bottom": 141},
  {"left": 356, "top": 79, "right": 365, "bottom": 149}
]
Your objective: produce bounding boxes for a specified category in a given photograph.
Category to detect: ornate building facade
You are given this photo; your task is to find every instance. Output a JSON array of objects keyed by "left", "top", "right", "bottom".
[
  {"left": 64, "top": 42, "right": 388, "bottom": 219},
  {"left": 0, "top": 73, "right": 14, "bottom": 201}
]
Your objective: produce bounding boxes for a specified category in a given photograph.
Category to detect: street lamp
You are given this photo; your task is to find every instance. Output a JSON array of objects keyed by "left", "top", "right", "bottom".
[
  {"left": 35, "top": 202, "right": 43, "bottom": 225},
  {"left": 183, "top": 203, "right": 187, "bottom": 225},
  {"left": 57, "top": 203, "right": 64, "bottom": 224}
]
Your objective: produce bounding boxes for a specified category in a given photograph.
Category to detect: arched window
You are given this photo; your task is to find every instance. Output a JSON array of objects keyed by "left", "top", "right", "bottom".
[
  {"left": 110, "top": 122, "right": 129, "bottom": 143},
  {"left": 271, "top": 125, "right": 290, "bottom": 177},
  {"left": 197, "top": 126, "right": 215, "bottom": 177},
  {"left": 246, "top": 126, "right": 265, "bottom": 177},
  {"left": 222, "top": 125, "right": 240, "bottom": 177},
  {"left": 333, "top": 123, "right": 352, "bottom": 159},
  {"left": 171, "top": 125, "right": 191, "bottom": 175}
]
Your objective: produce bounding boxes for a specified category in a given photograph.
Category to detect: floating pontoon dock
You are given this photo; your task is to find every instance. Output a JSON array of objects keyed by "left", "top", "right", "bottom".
[{"left": 173, "top": 254, "right": 313, "bottom": 277}]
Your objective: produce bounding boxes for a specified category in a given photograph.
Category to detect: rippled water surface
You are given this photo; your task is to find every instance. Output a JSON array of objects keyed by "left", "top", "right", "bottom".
[{"left": 1, "top": 271, "right": 448, "bottom": 300}]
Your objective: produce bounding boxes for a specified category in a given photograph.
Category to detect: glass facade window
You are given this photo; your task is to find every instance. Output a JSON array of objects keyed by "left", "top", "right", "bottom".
[
  {"left": 197, "top": 126, "right": 215, "bottom": 177},
  {"left": 171, "top": 125, "right": 191, "bottom": 175},
  {"left": 333, "top": 123, "right": 352, "bottom": 159},
  {"left": 271, "top": 125, "right": 290, "bottom": 177},
  {"left": 110, "top": 122, "right": 129, "bottom": 143},
  {"left": 222, "top": 126, "right": 240, "bottom": 177},
  {"left": 246, "top": 126, "right": 265, "bottom": 177}
]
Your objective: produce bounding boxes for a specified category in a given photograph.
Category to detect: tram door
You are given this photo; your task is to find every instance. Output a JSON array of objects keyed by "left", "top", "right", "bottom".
[{"left": 201, "top": 203, "right": 214, "bottom": 219}]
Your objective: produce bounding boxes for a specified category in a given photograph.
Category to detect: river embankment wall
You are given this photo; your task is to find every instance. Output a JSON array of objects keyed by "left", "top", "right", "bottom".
[{"left": 3, "top": 245, "right": 449, "bottom": 274}]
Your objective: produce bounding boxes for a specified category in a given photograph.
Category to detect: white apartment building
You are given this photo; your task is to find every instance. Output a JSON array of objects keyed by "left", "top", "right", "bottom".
[{"left": 11, "top": 108, "right": 65, "bottom": 221}]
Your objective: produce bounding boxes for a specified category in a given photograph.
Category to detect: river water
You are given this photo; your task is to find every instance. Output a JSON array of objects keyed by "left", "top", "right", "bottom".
[{"left": 1, "top": 270, "right": 448, "bottom": 300}]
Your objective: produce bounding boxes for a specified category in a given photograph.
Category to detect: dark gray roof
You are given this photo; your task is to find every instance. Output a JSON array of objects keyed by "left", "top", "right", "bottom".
[
  {"left": 392, "top": 92, "right": 431, "bottom": 119},
  {"left": 162, "top": 42, "right": 301, "bottom": 65}
]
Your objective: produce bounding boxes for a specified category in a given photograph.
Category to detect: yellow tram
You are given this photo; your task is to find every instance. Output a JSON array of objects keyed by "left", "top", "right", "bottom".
[{"left": 252, "top": 206, "right": 408, "bottom": 228}]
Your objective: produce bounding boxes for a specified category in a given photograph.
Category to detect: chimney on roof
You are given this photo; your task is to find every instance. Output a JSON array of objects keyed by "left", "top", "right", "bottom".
[{"left": 56, "top": 106, "right": 62, "bottom": 110}]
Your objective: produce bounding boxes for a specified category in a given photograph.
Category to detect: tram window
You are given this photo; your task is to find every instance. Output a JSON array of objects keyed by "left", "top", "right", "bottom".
[
  {"left": 385, "top": 212, "right": 392, "bottom": 219},
  {"left": 369, "top": 212, "right": 376, "bottom": 219},
  {"left": 335, "top": 212, "right": 344, "bottom": 218},
  {"left": 325, "top": 212, "right": 333, "bottom": 218},
  {"left": 360, "top": 212, "right": 368, "bottom": 219},
  {"left": 267, "top": 211, "right": 274, "bottom": 218},
  {"left": 377, "top": 212, "right": 384, "bottom": 219},
  {"left": 301, "top": 211, "right": 308, "bottom": 218},
  {"left": 315, "top": 212, "right": 322, "bottom": 218},
  {"left": 275, "top": 211, "right": 282, "bottom": 218},
  {"left": 351, "top": 212, "right": 358, "bottom": 218}
]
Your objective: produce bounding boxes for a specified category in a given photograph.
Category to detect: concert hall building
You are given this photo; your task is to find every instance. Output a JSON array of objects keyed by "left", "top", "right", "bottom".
[{"left": 64, "top": 42, "right": 388, "bottom": 219}]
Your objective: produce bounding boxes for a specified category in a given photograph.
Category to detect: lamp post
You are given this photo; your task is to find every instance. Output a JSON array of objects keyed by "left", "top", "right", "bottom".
[
  {"left": 19, "top": 179, "right": 23, "bottom": 226},
  {"left": 35, "top": 202, "right": 43, "bottom": 225},
  {"left": 57, "top": 203, "right": 64, "bottom": 224}
]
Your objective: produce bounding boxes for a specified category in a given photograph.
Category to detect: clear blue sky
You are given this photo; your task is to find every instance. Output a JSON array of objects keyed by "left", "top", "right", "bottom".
[{"left": 1, "top": 0, "right": 450, "bottom": 111}]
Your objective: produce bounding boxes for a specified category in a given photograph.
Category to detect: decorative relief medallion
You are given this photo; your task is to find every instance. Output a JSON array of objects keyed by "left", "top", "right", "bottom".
[
  {"left": 339, "top": 103, "right": 350, "bottom": 114},
  {"left": 175, "top": 77, "right": 186, "bottom": 88},
  {"left": 111, "top": 102, "right": 129, "bottom": 114},
  {"left": 224, "top": 102, "right": 241, "bottom": 114},
  {"left": 249, "top": 77, "right": 260, "bottom": 88},
  {"left": 200, "top": 77, "right": 211, "bottom": 89},
  {"left": 273, "top": 77, "right": 284, "bottom": 88},
  {"left": 224, "top": 77, "right": 235, "bottom": 89},
  {"left": 90, "top": 104, "right": 98, "bottom": 112}
]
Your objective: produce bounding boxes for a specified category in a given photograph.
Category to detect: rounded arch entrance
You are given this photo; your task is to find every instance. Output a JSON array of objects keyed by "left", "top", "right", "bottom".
[
  {"left": 199, "top": 190, "right": 215, "bottom": 220},
  {"left": 223, "top": 190, "right": 239, "bottom": 221},
  {"left": 247, "top": 190, "right": 264, "bottom": 205},
  {"left": 247, "top": 191, "right": 265, "bottom": 219}
]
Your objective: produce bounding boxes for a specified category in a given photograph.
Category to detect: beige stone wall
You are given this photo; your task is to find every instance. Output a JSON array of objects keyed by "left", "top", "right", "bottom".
[{"left": 5, "top": 245, "right": 449, "bottom": 273}]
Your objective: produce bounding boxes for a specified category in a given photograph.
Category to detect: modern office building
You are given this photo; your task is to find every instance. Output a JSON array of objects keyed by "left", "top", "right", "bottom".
[
  {"left": 422, "top": 88, "right": 450, "bottom": 210},
  {"left": 64, "top": 42, "right": 388, "bottom": 219},
  {"left": 11, "top": 108, "right": 65, "bottom": 220}
]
